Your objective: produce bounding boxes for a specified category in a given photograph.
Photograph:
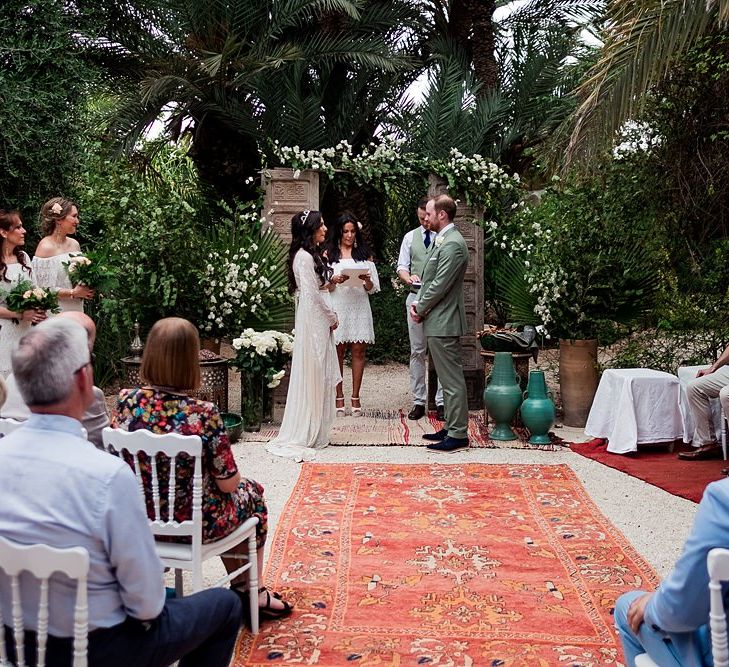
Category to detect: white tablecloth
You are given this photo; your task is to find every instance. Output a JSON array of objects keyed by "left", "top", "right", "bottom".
[
  {"left": 677, "top": 365, "right": 722, "bottom": 445},
  {"left": 585, "top": 368, "right": 684, "bottom": 454}
]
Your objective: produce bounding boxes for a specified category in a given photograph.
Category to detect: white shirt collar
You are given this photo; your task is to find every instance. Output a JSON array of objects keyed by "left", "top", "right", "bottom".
[{"left": 437, "top": 222, "right": 455, "bottom": 237}]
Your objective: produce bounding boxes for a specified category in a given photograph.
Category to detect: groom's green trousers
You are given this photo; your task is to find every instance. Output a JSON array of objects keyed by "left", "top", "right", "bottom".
[{"left": 428, "top": 335, "right": 468, "bottom": 439}]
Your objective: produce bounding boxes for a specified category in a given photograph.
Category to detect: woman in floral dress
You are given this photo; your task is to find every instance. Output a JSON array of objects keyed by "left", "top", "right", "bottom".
[
  {"left": 0, "top": 210, "right": 46, "bottom": 377},
  {"left": 32, "top": 198, "right": 94, "bottom": 312},
  {"left": 112, "top": 317, "right": 291, "bottom": 620}
]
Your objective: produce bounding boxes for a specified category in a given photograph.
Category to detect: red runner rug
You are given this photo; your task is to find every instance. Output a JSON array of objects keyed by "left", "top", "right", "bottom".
[
  {"left": 234, "top": 463, "right": 657, "bottom": 666},
  {"left": 570, "top": 438, "right": 726, "bottom": 504}
]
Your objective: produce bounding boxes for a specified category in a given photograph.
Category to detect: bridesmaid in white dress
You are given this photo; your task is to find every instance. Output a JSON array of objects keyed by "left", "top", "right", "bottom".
[
  {"left": 326, "top": 212, "right": 380, "bottom": 417},
  {"left": 0, "top": 210, "right": 47, "bottom": 377},
  {"left": 266, "top": 211, "right": 341, "bottom": 462},
  {"left": 32, "top": 198, "right": 94, "bottom": 312}
]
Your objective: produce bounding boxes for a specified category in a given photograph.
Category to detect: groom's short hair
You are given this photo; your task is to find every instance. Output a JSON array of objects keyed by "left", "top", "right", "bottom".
[{"left": 432, "top": 194, "right": 457, "bottom": 221}]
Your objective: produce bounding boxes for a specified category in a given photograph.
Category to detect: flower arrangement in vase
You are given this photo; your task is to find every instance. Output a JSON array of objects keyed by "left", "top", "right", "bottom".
[{"left": 230, "top": 329, "right": 294, "bottom": 431}]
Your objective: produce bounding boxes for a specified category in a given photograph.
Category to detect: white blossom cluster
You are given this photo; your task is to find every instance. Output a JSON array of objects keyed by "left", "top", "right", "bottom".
[
  {"left": 439, "top": 148, "right": 519, "bottom": 192},
  {"left": 232, "top": 328, "right": 294, "bottom": 387},
  {"left": 271, "top": 139, "right": 520, "bottom": 206},
  {"left": 201, "top": 244, "right": 273, "bottom": 338}
]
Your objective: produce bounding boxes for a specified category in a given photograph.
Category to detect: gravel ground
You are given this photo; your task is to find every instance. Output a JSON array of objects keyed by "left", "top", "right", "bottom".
[{"left": 216, "top": 361, "right": 697, "bottom": 585}]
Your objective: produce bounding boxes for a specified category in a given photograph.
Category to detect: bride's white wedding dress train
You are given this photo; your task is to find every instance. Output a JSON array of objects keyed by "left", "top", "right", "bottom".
[{"left": 266, "top": 249, "right": 341, "bottom": 462}]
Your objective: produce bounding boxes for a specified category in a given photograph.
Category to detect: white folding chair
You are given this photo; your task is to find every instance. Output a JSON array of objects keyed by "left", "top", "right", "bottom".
[
  {"left": 0, "top": 418, "right": 25, "bottom": 437},
  {"left": 708, "top": 547, "right": 729, "bottom": 667},
  {"left": 0, "top": 536, "right": 89, "bottom": 667},
  {"left": 101, "top": 427, "right": 259, "bottom": 633},
  {"left": 634, "top": 654, "right": 658, "bottom": 667},
  {"left": 721, "top": 408, "right": 727, "bottom": 461}
]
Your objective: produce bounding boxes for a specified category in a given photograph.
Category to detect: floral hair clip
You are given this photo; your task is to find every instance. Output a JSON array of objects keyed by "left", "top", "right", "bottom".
[
  {"left": 301, "top": 210, "right": 311, "bottom": 224},
  {"left": 356, "top": 221, "right": 363, "bottom": 230},
  {"left": 51, "top": 202, "right": 63, "bottom": 215}
]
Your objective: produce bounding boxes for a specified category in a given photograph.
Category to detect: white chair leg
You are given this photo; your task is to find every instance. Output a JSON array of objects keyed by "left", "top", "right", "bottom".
[
  {"left": 722, "top": 411, "right": 727, "bottom": 461},
  {"left": 247, "top": 535, "right": 259, "bottom": 635}
]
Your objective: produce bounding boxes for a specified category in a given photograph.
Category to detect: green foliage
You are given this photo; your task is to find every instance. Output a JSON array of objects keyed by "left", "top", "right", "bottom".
[
  {"left": 0, "top": 0, "right": 96, "bottom": 216},
  {"left": 492, "top": 167, "right": 665, "bottom": 340},
  {"left": 369, "top": 263, "right": 410, "bottom": 364}
]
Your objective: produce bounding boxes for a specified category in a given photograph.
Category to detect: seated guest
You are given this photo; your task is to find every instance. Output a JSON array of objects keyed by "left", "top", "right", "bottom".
[
  {"left": 0, "top": 317, "right": 242, "bottom": 667},
  {"left": 615, "top": 477, "right": 729, "bottom": 666},
  {"left": 111, "top": 316, "right": 291, "bottom": 619},
  {"left": 678, "top": 343, "right": 729, "bottom": 460},
  {"left": 0, "top": 310, "right": 108, "bottom": 448}
]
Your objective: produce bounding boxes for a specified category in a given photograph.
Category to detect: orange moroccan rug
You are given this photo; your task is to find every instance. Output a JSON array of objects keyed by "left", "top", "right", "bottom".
[{"left": 234, "top": 463, "right": 657, "bottom": 666}]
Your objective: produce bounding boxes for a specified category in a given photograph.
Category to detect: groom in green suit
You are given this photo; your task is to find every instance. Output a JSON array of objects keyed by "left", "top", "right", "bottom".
[{"left": 409, "top": 194, "right": 469, "bottom": 452}]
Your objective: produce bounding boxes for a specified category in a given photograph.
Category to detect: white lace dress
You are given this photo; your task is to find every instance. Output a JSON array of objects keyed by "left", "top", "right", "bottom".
[
  {"left": 0, "top": 256, "right": 34, "bottom": 377},
  {"left": 329, "top": 259, "right": 380, "bottom": 344},
  {"left": 31, "top": 253, "right": 83, "bottom": 312},
  {"left": 266, "top": 250, "right": 341, "bottom": 462}
]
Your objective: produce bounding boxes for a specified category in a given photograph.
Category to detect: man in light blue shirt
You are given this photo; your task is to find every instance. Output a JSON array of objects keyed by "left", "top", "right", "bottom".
[
  {"left": 615, "top": 479, "right": 729, "bottom": 666},
  {"left": 0, "top": 318, "right": 242, "bottom": 666}
]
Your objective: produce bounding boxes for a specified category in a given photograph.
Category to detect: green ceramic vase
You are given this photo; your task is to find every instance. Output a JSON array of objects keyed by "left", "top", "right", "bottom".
[
  {"left": 521, "top": 370, "right": 556, "bottom": 445},
  {"left": 483, "top": 352, "right": 523, "bottom": 440}
]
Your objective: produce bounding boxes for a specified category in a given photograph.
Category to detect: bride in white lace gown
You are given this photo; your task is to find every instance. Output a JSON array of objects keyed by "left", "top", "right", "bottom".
[
  {"left": 32, "top": 198, "right": 94, "bottom": 313},
  {"left": 326, "top": 213, "right": 380, "bottom": 417},
  {"left": 0, "top": 210, "right": 47, "bottom": 377},
  {"left": 266, "top": 211, "right": 341, "bottom": 462}
]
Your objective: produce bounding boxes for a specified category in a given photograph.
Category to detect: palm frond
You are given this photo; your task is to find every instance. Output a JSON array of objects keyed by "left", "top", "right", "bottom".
[{"left": 564, "top": 0, "right": 725, "bottom": 168}]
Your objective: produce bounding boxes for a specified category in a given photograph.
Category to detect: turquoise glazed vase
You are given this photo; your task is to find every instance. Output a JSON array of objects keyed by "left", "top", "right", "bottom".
[
  {"left": 521, "top": 370, "right": 556, "bottom": 445},
  {"left": 483, "top": 352, "right": 523, "bottom": 440}
]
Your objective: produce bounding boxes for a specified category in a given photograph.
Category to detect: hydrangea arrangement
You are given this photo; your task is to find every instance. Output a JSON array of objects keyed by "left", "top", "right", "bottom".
[{"left": 230, "top": 328, "right": 294, "bottom": 388}]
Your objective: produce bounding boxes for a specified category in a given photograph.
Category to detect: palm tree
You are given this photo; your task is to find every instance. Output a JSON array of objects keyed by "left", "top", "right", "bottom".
[
  {"left": 563, "top": 0, "right": 729, "bottom": 168},
  {"left": 82, "top": 0, "right": 416, "bottom": 201}
]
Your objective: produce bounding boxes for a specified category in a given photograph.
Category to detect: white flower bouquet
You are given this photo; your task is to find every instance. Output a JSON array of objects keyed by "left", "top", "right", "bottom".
[
  {"left": 3, "top": 280, "right": 59, "bottom": 323},
  {"left": 230, "top": 328, "right": 294, "bottom": 388}
]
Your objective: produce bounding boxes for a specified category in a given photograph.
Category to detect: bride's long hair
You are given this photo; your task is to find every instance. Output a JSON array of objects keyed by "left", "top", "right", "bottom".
[{"left": 287, "top": 210, "right": 332, "bottom": 294}]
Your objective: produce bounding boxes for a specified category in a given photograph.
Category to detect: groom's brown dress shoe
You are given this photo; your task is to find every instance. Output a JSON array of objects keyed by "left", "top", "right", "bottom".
[{"left": 678, "top": 443, "right": 723, "bottom": 460}]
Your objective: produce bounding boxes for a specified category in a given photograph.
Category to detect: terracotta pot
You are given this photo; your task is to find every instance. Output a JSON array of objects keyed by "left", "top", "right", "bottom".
[
  {"left": 200, "top": 337, "right": 221, "bottom": 355},
  {"left": 559, "top": 338, "right": 599, "bottom": 427}
]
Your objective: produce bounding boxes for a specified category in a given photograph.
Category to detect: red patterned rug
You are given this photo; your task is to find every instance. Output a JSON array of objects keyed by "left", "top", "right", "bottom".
[
  {"left": 234, "top": 463, "right": 657, "bottom": 666},
  {"left": 241, "top": 410, "right": 565, "bottom": 450}
]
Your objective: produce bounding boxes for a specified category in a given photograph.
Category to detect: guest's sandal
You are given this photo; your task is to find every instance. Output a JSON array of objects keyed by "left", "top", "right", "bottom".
[
  {"left": 336, "top": 397, "right": 346, "bottom": 417},
  {"left": 351, "top": 397, "right": 362, "bottom": 417},
  {"left": 259, "top": 587, "right": 293, "bottom": 621}
]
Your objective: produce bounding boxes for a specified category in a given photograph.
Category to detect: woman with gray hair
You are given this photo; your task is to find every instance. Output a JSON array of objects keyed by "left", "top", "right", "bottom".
[{"left": 32, "top": 198, "right": 94, "bottom": 313}]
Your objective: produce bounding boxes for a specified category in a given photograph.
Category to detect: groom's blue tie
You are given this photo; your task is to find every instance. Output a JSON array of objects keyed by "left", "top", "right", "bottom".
[{"left": 424, "top": 230, "right": 431, "bottom": 248}]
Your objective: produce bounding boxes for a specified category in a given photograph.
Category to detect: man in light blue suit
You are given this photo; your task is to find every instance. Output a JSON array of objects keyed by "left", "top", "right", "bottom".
[{"left": 615, "top": 479, "right": 729, "bottom": 666}]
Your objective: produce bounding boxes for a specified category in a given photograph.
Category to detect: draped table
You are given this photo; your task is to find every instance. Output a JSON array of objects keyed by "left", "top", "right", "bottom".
[{"left": 584, "top": 368, "right": 684, "bottom": 454}]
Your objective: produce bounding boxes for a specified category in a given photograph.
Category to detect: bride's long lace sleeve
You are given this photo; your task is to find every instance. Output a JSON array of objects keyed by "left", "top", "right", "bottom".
[{"left": 294, "top": 250, "right": 338, "bottom": 327}]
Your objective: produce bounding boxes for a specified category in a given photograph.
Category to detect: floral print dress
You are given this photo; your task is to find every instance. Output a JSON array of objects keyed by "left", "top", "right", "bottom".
[{"left": 112, "top": 387, "right": 267, "bottom": 547}]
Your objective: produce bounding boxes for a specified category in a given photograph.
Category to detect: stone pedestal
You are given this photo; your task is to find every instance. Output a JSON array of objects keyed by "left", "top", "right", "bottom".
[{"left": 261, "top": 168, "right": 320, "bottom": 242}]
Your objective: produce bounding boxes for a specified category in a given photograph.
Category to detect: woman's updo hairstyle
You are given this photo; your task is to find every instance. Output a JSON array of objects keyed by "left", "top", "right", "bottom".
[
  {"left": 287, "top": 210, "right": 331, "bottom": 293},
  {"left": 39, "top": 197, "right": 75, "bottom": 237}
]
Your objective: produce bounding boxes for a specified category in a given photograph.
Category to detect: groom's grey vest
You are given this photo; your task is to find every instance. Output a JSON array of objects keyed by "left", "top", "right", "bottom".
[{"left": 409, "top": 230, "right": 429, "bottom": 293}]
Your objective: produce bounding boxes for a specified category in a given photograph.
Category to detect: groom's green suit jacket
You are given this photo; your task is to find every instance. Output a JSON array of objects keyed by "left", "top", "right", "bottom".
[{"left": 415, "top": 226, "right": 468, "bottom": 336}]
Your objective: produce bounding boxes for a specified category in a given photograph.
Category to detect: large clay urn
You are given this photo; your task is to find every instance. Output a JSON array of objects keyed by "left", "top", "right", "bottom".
[
  {"left": 483, "top": 352, "right": 523, "bottom": 440},
  {"left": 521, "top": 370, "right": 556, "bottom": 444},
  {"left": 559, "top": 338, "right": 599, "bottom": 427}
]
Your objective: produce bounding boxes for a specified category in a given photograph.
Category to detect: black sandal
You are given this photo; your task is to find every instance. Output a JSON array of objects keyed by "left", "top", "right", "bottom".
[{"left": 259, "top": 588, "right": 293, "bottom": 620}]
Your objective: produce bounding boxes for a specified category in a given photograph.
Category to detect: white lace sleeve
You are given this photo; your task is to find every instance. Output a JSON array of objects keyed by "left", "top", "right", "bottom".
[
  {"left": 294, "top": 250, "right": 338, "bottom": 327},
  {"left": 366, "top": 261, "right": 380, "bottom": 294}
]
